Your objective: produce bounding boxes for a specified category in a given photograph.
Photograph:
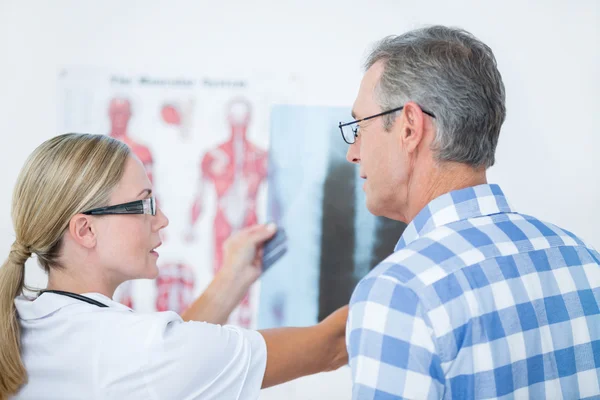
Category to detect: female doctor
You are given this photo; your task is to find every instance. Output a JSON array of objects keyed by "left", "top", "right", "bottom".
[{"left": 0, "top": 133, "right": 348, "bottom": 399}]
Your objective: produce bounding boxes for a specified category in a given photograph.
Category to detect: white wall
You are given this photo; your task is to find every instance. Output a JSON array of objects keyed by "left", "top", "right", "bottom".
[{"left": 0, "top": 1, "right": 598, "bottom": 398}]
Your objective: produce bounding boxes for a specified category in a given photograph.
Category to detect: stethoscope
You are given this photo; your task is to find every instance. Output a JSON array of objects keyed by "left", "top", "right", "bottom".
[{"left": 38, "top": 290, "right": 108, "bottom": 308}]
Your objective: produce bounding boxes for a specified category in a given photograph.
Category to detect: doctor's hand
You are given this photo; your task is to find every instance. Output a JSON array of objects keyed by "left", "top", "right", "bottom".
[
  {"left": 317, "top": 305, "right": 349, "bottom": 371},
  {"left": 181, "top": 224, "right": 277, "bottom": 325},
  {"left": 221, "top": 223, "right": 277, "bottom": 289},
  {"left": 259, "top": 304, "right": 349, "bottom": 389}
]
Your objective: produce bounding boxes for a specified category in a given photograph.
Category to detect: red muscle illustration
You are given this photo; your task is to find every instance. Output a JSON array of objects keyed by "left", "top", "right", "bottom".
[
  {"left": 187, "top": 98, "right": 268, "bottom": 327},
  {"left": 155, "top": 262, "right": 195, "bottom": 313}
]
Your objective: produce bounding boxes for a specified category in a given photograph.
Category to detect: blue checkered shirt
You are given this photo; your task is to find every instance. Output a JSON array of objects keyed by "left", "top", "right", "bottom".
[{"left": 347, "top": 184, "right": 600, "bottom": 399}]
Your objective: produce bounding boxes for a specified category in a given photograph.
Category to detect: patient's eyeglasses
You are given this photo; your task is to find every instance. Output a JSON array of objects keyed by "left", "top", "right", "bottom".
[
  {"left": 82, "top": 197, "right": 156, "bottom": 216},
  {"left": 338, "top": 105, "right": 436, "bottom": 144}
]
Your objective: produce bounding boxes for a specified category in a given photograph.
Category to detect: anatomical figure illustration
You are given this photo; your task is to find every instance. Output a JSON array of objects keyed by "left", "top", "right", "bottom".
[
  {"left": 161, "top": 99, "right": 195, "bottom": 140},
  {"left": 108, "top": 98, "right": 155, "bottom": 184},
  {"left": 155, "top": 262, "right": 196, "bottom": 313},
  {"left": 186, "top": 97, "right": 268, "bottom": 327}
]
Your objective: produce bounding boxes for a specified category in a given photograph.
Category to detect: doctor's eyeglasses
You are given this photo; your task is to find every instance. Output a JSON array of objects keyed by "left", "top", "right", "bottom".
[{"left": 82, "top": 197, "right": 156, "bottom": 216}]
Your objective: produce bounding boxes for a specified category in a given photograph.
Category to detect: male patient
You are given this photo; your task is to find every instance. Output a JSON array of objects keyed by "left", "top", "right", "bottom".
[{"left": 342, "top": 25, "right": 600, "bottom": 399}]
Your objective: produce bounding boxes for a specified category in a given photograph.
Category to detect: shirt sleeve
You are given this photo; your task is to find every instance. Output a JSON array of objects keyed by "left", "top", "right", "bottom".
[
  {"left": 347, "top": 275, "right": 445, "bottom": 400},
  {"left": 141, "top": 312, "right": 267, "bottom": 400}
]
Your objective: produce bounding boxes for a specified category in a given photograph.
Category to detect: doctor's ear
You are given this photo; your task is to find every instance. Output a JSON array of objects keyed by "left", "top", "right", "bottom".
[{"left": 68, "top": 214, "right": 97, "bottom": 249}]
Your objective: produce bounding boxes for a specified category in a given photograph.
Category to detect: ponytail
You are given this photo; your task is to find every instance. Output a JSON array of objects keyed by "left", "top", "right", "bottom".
[{"left": 0, "top": 243, "right": 31, "bottom": 398}]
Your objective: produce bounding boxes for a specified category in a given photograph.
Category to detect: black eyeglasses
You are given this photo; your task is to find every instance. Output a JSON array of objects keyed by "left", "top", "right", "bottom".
[
  {"left": 82, "top": 197, "right": 156, "bottom": 216},
  {"left": 338, "top": 105, "right": 436, "bottom": 144}
]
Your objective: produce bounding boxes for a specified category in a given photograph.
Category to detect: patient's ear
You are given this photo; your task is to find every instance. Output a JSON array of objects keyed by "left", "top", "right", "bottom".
[{"left": 398, "top": 102, "right": 427, "bottom": 154}]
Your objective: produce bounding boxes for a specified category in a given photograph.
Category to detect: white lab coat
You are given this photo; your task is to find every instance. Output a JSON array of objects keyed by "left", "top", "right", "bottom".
[{"left": 13, "top": 292, "right": 266, "bottom": 399}]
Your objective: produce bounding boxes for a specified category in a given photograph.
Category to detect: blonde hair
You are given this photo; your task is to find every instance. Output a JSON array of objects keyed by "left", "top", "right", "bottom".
[{"left": 0, "top": 133, "right": 130, "bottom": 398}]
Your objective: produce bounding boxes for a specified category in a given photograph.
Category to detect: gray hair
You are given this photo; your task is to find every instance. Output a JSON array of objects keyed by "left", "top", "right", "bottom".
[{"left": 365, "top": 25, "right": 506, "bottom": 168}]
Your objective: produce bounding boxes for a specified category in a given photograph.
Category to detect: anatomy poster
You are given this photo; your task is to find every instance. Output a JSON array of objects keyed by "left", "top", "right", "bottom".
[
  {"left": 258, "top": 105, "right": 406, "bottom": 329},
  {"left": 58, "top": 67, "right": 296, "bottom": 328}
]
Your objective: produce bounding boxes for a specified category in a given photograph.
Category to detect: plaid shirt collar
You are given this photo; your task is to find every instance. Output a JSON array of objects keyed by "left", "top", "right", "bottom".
[{"left": 395, "top": 184, "right": 516, "bottom": 251}]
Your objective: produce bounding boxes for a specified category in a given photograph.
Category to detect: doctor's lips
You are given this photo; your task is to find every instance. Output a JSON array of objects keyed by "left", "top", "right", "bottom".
[{"left": 150, "top": 242, "right": 162, "bottom": 256}]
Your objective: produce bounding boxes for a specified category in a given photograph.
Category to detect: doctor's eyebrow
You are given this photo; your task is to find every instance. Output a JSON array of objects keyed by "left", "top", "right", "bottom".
[{"left": 137, "top": 189, "right": 152, "bottom": 198}]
